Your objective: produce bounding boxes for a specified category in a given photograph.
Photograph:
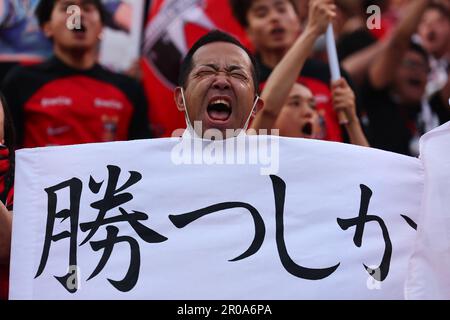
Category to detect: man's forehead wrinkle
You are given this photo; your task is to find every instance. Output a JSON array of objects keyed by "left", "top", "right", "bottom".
[
  {"left": 195, "top": 61, "right": 249, "bottom": 71},
  {"left": 195, "top": 56, "right": 250, "bottom": 67},
  {"left": 193, "top": 44, "right": 251, "bottom": 68}
]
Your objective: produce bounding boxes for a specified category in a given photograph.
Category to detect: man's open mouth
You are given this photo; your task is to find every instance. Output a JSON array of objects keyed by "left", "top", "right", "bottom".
[
  {"left": 72, "top": 24, "right": 87, "bottom": 33},
  {"left": 207, "top": 98, "right": 232, "bottom": 122},
  {"left": 427, "top": 31, "right": 437, "bottom": 42},
  {"left": 301, "top": 122, "right": 313, "bottom": 137},
  {"left": 407, "top": 78, "right": 423, "bottom": 88},
  {"left": 270, "top": 27, "right": 286, "bottom": 38}
]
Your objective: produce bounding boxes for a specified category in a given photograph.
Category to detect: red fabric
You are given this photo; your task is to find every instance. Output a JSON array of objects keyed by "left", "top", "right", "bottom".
[
  {"left": 141, "top": 0, "right": 251, "bottom": 137},
  {"left": 6, "top": 186, "right": 13, "bottom": 211},
  {"left": 0, "top": 146, "right": 12, "bottom": 300},
  {"left": 23, "top": 76, "right": 134, "bottom": 148},
  {"left": 0, "top": 146, "right": 12, "bottom": 209},
  {"left": 0, "top": 265, "right": 9, "bottom": 300},
  {"left": 0, "top": 147, "right": 9, "bottom": 196},
  {"left": 369, "top": 13, "right": 398, "bottom": 40}
]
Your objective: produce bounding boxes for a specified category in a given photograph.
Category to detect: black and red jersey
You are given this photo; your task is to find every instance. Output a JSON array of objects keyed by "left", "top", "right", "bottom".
[
  {"left": 0, "top": 146, "right": 12, "bottom": 301},
  {"left": 1, "top": 56, "right": 152, "bottom": 148},
  {"left": 0, "top": 147, "right": 13, "bottom": 211}
]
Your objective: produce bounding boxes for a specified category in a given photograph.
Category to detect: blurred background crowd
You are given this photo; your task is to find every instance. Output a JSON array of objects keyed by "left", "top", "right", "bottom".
[{"left": 0, "top": 0, "right": 448, "bottom": 155}]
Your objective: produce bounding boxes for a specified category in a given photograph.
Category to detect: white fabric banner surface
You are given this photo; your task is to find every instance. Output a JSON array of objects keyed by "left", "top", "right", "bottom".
[
  {"left": 405, "top": 121, "right": 450, "bottom": 299},
  {"left": 9, "top": 134, "right": 428, "bottom": 299}
]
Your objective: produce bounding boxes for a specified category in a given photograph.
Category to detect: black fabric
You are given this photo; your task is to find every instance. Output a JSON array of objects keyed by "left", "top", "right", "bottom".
[
  {"left": 257, "top": 56, "right": 338, "bottom": 85},
  {"left": 361, "top": 79, "right": 420, "bottom": 155},
  {"left": 337, "top": 29, "right": 377, "bottom": 61},
  {"left": 430, "top": 91, "right": 450, "bottom": 125}
]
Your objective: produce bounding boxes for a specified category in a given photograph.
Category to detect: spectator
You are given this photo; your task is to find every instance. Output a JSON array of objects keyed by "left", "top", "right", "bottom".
[
  {"left": 418, "top": 2, "right": 450, "bottom": 104},
  {"left": 1, "top": 0, "right": 151, "bottom": 149},
  {"left": 229, "top": 0, "right": 349, "bottom": 142},
  {"left": 362, "top": 0, "right": 449, "bottom": 156},
  {"left": 270, "top": 80, "right": 369, "bottom": 146},
  {"left": 174, "top": 30, "right": 263, "bottom": 138},
  {"left": 248, "top": 0, "right": 368, "bottom": 146},
  {"left": 272, "top": 82, "right": 323, "bottom": 139}
]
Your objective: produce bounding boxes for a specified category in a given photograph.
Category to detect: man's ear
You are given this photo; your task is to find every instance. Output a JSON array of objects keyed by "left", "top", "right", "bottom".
[
  {"left": 174, "top": 87, "right": 186, "bottom": 112},
  {"left": 42, "top": 21, "right": 53, "bottom": 38},
  {"left": 253, "top": 96, "right": 264, "bottom": 116}
]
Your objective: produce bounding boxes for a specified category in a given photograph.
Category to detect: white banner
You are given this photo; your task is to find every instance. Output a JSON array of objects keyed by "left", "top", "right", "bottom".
[
  {"left": 10, "top": 134, "right": 426, "bottom": 299},
  {"left": 406, "top": 122, "right": 450, "bottom": 299}
]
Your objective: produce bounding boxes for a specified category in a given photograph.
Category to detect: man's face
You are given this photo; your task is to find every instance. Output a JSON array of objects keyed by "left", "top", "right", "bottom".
[
  {"left": 43, "top": 0, "right": 103, "bottom": 51},
  {"left": 393, "top": 50, "right": 429, "bottom": 106},
  {"left": 245, "top": 0, "right": 301, "bottom": 53},
  {"left": 175, "top": 42, "right": 261, "bottom": 137},
  {"left": 419, "top": 8, "right": 450, "bottom": 58},
  {"left": 274, "top": 83, "right": 321, "bottom": 138}
]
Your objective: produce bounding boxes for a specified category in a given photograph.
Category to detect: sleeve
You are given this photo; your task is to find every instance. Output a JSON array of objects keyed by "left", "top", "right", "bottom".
[
  {"left": 1, "top": 67, "right": 25, "bottom": 148},
  {"left": 127, "top": 80, "right": 153, "bottom": 140}
]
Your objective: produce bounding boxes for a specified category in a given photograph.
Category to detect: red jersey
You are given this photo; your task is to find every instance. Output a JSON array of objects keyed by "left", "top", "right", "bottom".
[{"left": 2, "top": 56, "right": 152, "bottom": 148}]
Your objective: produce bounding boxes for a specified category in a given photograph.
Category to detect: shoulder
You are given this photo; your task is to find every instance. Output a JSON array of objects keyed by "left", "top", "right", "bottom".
[
  {"left": 91, "top": 65, "right": 143, "bottom": 95},
  {"left": 2, "top": 59, "right": 59, "bottom": 87}
]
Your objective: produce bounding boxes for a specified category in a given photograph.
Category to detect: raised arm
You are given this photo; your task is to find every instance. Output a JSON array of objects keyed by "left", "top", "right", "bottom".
[
  {"left": 342, "top": 40, "right": 387, "bottom": 86},
  {"left": 251, "top": 0, "right": 336, "bottom": 131},
  {"left": 369, "top": 0, "right": 431, "bottom": 89},
  {"left": 331, "top": 78, "right": 369, "bottom": 147}
]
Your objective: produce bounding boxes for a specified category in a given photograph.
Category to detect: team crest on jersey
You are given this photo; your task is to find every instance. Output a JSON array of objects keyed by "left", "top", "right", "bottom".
[{"left": 101, "top": 115, "right": 119, "bottom": 142}]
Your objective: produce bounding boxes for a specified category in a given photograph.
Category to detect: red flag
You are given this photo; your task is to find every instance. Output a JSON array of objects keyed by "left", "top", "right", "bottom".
[{"left": 141, "top": 0, "right": 250, "bottom": 137}]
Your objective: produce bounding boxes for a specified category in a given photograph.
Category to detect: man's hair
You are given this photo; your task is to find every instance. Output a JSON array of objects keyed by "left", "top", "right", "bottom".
[
  {"left": 178, "top": 30, "right": 260, "bottom": 94},
  {"left": 229, "top": 0, "right": 298, "bottom": 28},
  {"left": 35, "top": 0, "right": 106, "bottom": 27},
  {"left": 426, "top": 2, "right": 450, "bottom": 21}
]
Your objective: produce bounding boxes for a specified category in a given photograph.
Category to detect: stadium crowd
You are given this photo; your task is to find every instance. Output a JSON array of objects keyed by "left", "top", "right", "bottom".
[{"left": 0, "top": 0, "right": 449, "bottom": 299}]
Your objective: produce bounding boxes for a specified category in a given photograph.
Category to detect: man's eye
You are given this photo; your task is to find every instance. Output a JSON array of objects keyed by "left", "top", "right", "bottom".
[
  {"left": 231, "top": 72, "right": 247, "bottom": 80},
  {"left": 275, "top": 4, "right": 287, "bottom": 14},
  {"left": 197, "top": 70, "right": 215, "bottom": 76},
  {"left": 254, "top": 8, "right": 268, "bottom": 18}
]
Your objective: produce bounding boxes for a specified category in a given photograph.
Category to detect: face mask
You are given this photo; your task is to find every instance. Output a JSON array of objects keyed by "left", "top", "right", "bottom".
[
  {"left": 180, "top": 88, "right": 198, "bottom": 138},
  {"left": 180, "top": 88, "right": 259, "bottom": 138},
  {"left": 242, "top": 95, "right": 260, "bottom": 132}
]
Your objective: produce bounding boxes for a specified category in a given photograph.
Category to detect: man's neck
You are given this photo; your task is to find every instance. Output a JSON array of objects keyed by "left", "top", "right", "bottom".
[
  {"left": 433, "top": 47, "right": 450, "bottom": 62},
  {"left": 259, "top": 48, "right": 288, "bottom": 69},
  {"left": 54, "top": 46, "right": 97, "bottom": 70}
]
